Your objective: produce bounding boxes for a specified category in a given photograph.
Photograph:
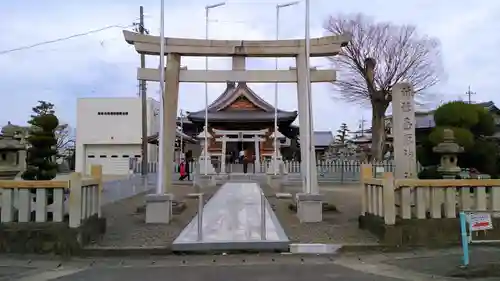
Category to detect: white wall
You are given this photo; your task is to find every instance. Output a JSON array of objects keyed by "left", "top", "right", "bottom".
[{"left": 75, "top": 97, "right": 160, "bottom": 174}]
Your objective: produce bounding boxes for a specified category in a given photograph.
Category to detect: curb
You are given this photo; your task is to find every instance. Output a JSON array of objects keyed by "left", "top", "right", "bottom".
[
  {"left": 78, "top": 243, "right": 423, "bottom": 257},
  {"left": 79, "top": 247, "right": 283, "bottom": 257}
]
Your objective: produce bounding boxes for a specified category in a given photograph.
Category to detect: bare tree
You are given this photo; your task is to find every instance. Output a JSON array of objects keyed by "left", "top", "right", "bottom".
[
  {"left": 324, "top": 14, "right": 443, "bottom": 160},
  {"left": 55, "top": 124, "right": 74, "bottom": 158}
]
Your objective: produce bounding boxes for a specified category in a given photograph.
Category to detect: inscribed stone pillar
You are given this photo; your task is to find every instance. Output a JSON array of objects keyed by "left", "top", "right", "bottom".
[
  {"left": 391, "top": 82, "right": 417, "bottom": 179},
  {"left": 163, "top": 53, "right": 181, "bottom": 192}
]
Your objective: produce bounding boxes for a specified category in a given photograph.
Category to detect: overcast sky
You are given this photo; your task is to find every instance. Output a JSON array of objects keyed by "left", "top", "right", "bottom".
[{"left": 1, "top": 0, "right": 499, "bottom": 134}]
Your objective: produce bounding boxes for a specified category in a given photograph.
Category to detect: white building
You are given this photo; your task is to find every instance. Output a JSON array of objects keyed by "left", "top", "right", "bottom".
[{"left": 75, "top": 97, "right": 160, "bottom": 175}]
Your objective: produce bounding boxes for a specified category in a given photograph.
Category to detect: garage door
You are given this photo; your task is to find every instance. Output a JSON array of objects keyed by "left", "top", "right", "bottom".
[{"left": 85, "top": 145, "right": 141, "bottom": 175}]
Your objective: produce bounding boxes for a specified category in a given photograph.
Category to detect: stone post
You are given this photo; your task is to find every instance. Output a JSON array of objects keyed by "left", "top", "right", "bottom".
[
  {"left": 391, "top": 82, "right": 417, "bottom": 179},
  {"left": 221, "top": 136, "right": 227, "bottom": 174},
  {"left": 145, "top": 53, "right": 180, "bottom": 224},
  {"left": 391, "top": 82, "right": 417, "bottom": 219},
  {"left": 254, "top": 135, "right": 260, "bottom": 172}
]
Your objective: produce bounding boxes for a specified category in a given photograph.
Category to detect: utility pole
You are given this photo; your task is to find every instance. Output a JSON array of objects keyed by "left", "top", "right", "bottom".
[
  {"left": 465, "top": 86, "right": 476, "bottom": 104},
  {"left": 359, "top": 117, "right": 366, "bottom": 136},
  {"left": 137, "top": 6, "right": 149, "bottom": 176}
]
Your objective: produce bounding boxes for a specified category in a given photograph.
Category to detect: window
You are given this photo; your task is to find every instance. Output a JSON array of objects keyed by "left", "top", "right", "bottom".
[
  {"left": 1, "top": 153, "right": 6, "bottom": 161},
  {"left": 134, "top": 155, "right": 141, "bottom": 158},
  {"left": 122, "top": 155, "right": 129, "bottom": 158},
  {"left": 88, "top": 155, "right": 95, "bottom": 158},
  {"left": 99, "top": 155, "right": 107, "bottom": 158},
  {"left": 97, "top": 111, "right": 129, "bottom": 116},
  {"left": 111, "top": 155, "right": 118, "bottom": 158}
]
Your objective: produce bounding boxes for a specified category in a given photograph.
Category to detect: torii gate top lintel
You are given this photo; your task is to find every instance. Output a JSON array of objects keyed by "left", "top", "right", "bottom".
[{"left": 123, "top": 30, "right": 351, "bottom": 58}]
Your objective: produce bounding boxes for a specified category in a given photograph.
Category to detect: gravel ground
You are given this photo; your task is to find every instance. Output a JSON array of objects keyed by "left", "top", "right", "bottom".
[
  {"left": 265, "top": 184, "right": 379, "bottom": 244},
  {"left": 88, "top": 184, "right": 220, "bottom": 248},
  {"left": 89, "top": 181, "right": 377, "bottom": 248}
]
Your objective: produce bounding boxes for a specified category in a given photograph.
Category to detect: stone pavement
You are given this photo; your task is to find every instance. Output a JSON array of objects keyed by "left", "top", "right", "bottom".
[{"left": 3, "top": 247, "right": 500, "bottom": 280}]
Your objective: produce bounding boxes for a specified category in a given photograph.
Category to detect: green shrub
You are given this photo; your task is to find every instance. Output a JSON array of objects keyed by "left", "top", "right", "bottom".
[
  {"left": 418, "top": 166, "right": 443, "bottom": 179},
  {"left": 420, "top": 101, "right": 498, "bottom": 176},
  {"left": 434, "top": 101, "right": 479, "bottom": 129},
  {"left": 21, "top": 101, "right": 59, "bottom": 181}
]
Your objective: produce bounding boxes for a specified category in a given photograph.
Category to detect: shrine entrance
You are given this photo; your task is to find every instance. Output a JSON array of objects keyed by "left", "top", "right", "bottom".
[
  {"left": 213, "top": 129, "right": 268, "bottom": 174},
  {"left": 226, "top": 141, "right": 254, "bottom": 164}
]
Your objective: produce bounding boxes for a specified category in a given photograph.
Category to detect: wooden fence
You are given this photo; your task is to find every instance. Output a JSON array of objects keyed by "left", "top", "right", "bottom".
[
  {"left": 361, "top": 164, "right": 500, "bottom": 225},
  {"left": 0, "top": 165, "right": 102, "bottom": 227}
]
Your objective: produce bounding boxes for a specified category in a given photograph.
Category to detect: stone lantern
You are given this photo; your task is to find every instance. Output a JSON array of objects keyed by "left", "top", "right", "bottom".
[
  {"left": 196, "top": 126, "right": 216, "bottom": 175},
  {"left": 432, "top": 129, "right": 464, "bottom": 179}
]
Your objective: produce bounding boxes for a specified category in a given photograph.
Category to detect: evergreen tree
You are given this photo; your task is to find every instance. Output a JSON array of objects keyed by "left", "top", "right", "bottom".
[
  {"left": 417, "top": 101, "right": 497, "bottom": 177},
  {"left": 336, "top": 123, "right": 350, "bottom": 145},
  {"left": 21, "top": 101, "right": 59, "bottom": 180}
]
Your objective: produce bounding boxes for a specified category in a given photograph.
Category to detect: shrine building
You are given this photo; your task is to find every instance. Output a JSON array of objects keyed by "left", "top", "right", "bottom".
[
  {"left": 183, "top": 82, "right": 298, "bottom": 165},
  {"left": 147, "top": 82, "right": 338, "bottom": 168}
]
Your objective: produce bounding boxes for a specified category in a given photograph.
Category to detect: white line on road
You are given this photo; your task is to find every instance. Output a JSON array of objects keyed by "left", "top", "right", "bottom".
[{"left": 16, "top": 267, "right": 88, "bottom": 281}]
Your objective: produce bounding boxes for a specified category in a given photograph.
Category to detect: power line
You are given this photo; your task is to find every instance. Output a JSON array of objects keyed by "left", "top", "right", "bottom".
[{"left": 0, "top": 24, "right": 133, "bottom": 55}]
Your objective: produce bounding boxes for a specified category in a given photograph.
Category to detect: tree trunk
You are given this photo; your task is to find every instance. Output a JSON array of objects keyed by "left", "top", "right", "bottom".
[{"left": 370, "top": 101, "right": 388, "bottom": 161}]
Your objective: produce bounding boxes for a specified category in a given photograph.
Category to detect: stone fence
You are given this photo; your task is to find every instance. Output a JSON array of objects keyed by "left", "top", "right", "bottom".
[
  {"left": 0, "top": 165, "right": 106, "bottom": 254},
  {"left": 359, "top": 164, "right": 500, "bottom": 246}
]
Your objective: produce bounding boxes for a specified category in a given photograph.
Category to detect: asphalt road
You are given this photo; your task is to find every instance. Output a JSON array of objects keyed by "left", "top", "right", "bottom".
[
  {"left": 5, "top": 248, "right": 500, "bottom": 281},
  {"left": 0, "top": 255, "right": 404, "bottom": 281},
  {"left": 9, "top": 263, "right": 401, "bottom": 281},
  {"left": 53, "top": 264, "right": 402, "bottom": 281}
]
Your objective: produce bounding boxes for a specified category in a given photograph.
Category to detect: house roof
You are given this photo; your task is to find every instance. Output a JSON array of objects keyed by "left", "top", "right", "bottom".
[
  {"left": 314, "top": 131, "right": 334, "bottom": 147},
  {"left": 288, "top": 125, "right": 334, "bottom": 147},
  {"left": 361, "top": 101, "right": 500, "bottom": 132},
  {"left": 187, "top": 82, "right": 297, "bottom": 123},
  {"left": 147, "top": 130, "right": 198, "bottom": 145}
]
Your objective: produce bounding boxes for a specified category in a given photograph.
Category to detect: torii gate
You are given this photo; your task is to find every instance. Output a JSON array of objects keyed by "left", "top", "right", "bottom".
[{"left": 123, "top": 31, "right": 350, "bottom": 224}]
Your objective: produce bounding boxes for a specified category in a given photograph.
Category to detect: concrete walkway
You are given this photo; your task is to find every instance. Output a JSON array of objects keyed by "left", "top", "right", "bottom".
[{"left": 172, "top": 182, "right": 289, "bottom": 251}]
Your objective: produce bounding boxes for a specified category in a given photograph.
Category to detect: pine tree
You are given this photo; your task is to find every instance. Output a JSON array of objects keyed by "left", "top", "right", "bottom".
[
  {"left": 336, "top": 123, "right": 350, "bottom": 145},
  {"left": 21, "top": 101, "right": 59, "bottom": 180}
]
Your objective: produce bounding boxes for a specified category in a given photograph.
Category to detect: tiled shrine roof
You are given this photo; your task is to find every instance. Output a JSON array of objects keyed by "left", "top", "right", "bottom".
[
  {"left": 147, "top": 129, "right": 198, "bottom": 145},
  {"left": 187, "top": 82, "right": 297, "bottom": 124}
]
